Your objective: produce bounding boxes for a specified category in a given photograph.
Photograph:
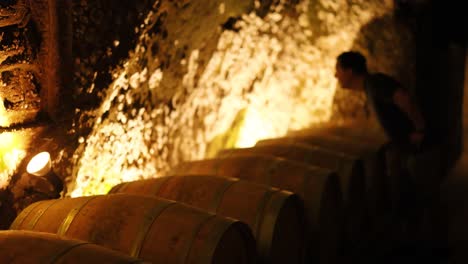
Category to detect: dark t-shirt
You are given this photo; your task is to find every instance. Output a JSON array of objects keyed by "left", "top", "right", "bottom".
[{"left": 365, "top": 73, "right": 414, "bottom": 146}]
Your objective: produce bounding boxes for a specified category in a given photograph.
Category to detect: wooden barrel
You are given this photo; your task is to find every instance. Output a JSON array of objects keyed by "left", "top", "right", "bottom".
[
  {"left": 256, "top": 135, "right": 384, "bottom": 196},
  {"left": 256, "top": 135, "right": 380, "bottom": 156},
  {"left": 287, "top": 122, "right": 387, "bottom": 146},
  {"left": 10, "top": 194, "right": 256, "bottom": 264},
  {"left": 217, "top": 144, "right": 366, "bottom": 245},
  {"left": 109, "top": 175, "right": 305, "bottom": 264},
  {"left": 217, "top": 144, "right": 364, "bottom": 205},
  {"left": 0, "top": 230, "right": 145, "bottom": 263},
  {"left": 256, "top": 136, "right": 387, "bottom": 238},
  {"left": 170, "top": 155, "right": 343, "bottom": 264}
]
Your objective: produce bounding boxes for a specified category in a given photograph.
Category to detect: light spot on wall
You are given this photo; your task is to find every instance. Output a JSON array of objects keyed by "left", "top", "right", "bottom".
[
  {"left": 219, "top": 3, "right": 226, "bottom": 14},
  {"left": 236, "top": 106, "right": 284, "bottom": 148},
  {"left": 0, "top": 132, "right": 28, "bottom": 189}
]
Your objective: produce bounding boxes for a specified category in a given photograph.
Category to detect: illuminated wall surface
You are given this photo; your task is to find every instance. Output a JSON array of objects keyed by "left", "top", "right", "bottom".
[
  {"left": 1, "top": 0, "right": 414, "bottom": 197},
  {"left": 0, "top": 0, "right": 43, "bottom": 190},
  {"left": 0, "top": 133, "right": 27, "bottom": 188}
]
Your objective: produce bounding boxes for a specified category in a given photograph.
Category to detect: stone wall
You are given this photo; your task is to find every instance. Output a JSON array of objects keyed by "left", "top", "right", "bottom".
[
  {"left": 0, "top": 0, "right": 416, "bottom": 215},
  {"left": 0, "top": 0, "right": 67, "bottom": 227},
  {"left": 65, "top": 0, "right": 413, "bottom": 197}
]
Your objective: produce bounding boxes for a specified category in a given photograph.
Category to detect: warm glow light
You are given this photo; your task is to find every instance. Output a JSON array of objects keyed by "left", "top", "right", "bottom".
[
  {"left": 235, "top": 106, "right": 287, "bottom": 148},
  {"left": 26, "top": 152, "right": 51, "bottom": 177},
  {"left": 0, "top": 132, "right": 28, "bottom": 188}
]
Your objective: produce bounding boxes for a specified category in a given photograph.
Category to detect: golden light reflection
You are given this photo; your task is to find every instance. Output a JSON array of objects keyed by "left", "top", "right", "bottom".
[
  {"left": 0, "top": 132, "right": 27, "bottom": 189},
  {"left": 235, "top": 106, "right": 288, "bottom": 148}
]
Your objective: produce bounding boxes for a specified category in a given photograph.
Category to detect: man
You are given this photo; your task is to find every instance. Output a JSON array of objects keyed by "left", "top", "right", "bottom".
[
  {"left": 334, "top": 51, "right": 426, "bottom": 147},
  {"left": 334, "top": 51, "right": 444, "bottom": 255}
]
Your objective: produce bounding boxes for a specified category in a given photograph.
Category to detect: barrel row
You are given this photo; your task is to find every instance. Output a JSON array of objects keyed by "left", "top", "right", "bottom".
[
  {"left": 169, "top": 155, "right": 342, "bottom": 264},
  {"left": 110, "top": 175, "right": 307, "bottom": 264},
  {"left": 109, "top": 125, "right": 387, "bottom": 263},
  {"left": 8, "top": 175, "right": 309, "bottom": 264},
  {"left": 6, "top": 123, "right": 389, "bottom": 264},
  {"left": 165, "top": 125, "right": 389, "bottom": 263},
  {"left": 9, "top": 193, "right": 257, "bottom": 264}
]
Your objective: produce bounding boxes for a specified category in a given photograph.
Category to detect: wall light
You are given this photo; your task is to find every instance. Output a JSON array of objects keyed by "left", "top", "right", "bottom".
[
  {"left": 26, "top": 151, "right": 63, "bottom": 194},
  {"left": 26, "top": 152, "right": 51, "bottom": 177}
]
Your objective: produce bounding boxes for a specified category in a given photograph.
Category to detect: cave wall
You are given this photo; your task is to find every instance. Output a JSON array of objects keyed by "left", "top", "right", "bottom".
[
  {"left": 0, "top": 0, "right": 41, "bottom": 127},
  {"left": 64, "top": 0, "right": 414, "bottom": 197},
  {"left": 0, "top": 0, "right": 416, "bottom": 207},
  {"left": 0, "top": 0, "right": 71, "bottom": 227}
]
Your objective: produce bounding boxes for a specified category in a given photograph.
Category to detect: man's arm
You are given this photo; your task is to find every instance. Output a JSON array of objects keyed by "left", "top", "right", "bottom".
[
  {"left": 393, "top": 89, "right": 425, "bottom": 130},
  {"left": 393, "top": 88, "right": 425, "bottom": 144}
]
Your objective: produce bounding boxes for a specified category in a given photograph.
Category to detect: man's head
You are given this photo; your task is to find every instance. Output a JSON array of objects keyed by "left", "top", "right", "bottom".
[{"left": 335, "top": 51, "right": 368, "bottom": 90}]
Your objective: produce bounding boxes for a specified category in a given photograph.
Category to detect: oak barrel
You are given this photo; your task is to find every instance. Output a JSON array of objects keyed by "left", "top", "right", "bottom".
[
  {"left": 0, "top": 230, "right": 145, "bottom": 263},
  {"left": 256, "top": 135, "right": 384, "bottom": 197},
  {"left": 10, "top": 194, "right": 256, "bottom": 264},
  {"left": 170, "top": 155, "right": 343, "bottom": 264},
  {"left": 256, "top": 136, "right": 387, "bottom": 237},
  {"left": 287, "top": 121, "right": 387, "bottom": 146},
  {"left": 217, "top": 144, "right": 366, "bottom": 245},
  {"left": 218, "top": 144, "right": 364, "bottom": 205},
  {"left": 110, "top": 175, "right": 305, "bottom": 264}
]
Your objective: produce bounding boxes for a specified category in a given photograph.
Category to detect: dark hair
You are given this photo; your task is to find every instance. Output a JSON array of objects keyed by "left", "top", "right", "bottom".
[{"left": 337, "top": 51, "right": 368, "bottom": 75}]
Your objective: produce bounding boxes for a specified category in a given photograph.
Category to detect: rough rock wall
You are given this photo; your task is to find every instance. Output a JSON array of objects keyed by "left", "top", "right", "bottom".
[
  {"left": 0, "top": 0, "right": 41, "bottom": 127},
  {"left": 67, "top": 0, "right": 256, "bottom": 196},
  {"left": 65, "top": 0, "right": 414, "bottom": 197},
  {"left": 0, "top": 0, "right": 69, "bottom": 227},
  {"left": 0, "top": 0, "right": 59, "bottom": 188}
]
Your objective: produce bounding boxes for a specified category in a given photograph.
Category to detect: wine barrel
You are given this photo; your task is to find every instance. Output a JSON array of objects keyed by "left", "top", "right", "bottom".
[
  {"left": 287, "top": 121, "right": 387, "bottom": 146},
  {"left": 170, "top": 155, "right": 343, "bottom": 264},
  {"left": 10, "top": 194, "right": 256, "bottom": 264},
  {"left": 110, "top": 175, "right": 305, "bottom": 264},
  {"left": 217, "top": 144, "right": 366, "bottom": 245},
  {"left": 256, "top": 135, "right": 384, "bottom": 194},
  {"left": 256, "top": 136, "right": 387, "bottom": 236},
  {"left": 0, "top": 230, "right": 146, "bottom": 264},
  {"left": 0, "top": 230, "right": 145, "bottom": 263},
  {"left": 218, "top": 144, "right": 364, "bottom": 205},
  {"left": 256, "top": 135, "right": 380, "bottom": 156}
]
